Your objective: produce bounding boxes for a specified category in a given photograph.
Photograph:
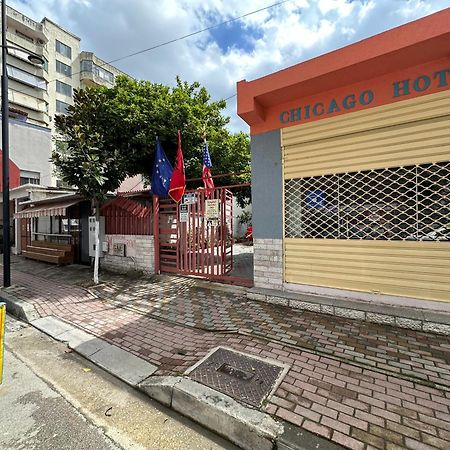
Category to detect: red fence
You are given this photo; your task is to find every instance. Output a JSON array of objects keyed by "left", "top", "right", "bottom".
[
  {"left": 101, "top": 197, "right": 153, "bottom": 235},
  {"left": 154, "top": 188, "right": 233, "bottom": 277}
]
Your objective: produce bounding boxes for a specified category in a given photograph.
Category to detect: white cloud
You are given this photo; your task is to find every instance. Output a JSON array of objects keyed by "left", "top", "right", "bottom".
[{"left": 11, "top": 0, "right": 450, "bottom": 132}]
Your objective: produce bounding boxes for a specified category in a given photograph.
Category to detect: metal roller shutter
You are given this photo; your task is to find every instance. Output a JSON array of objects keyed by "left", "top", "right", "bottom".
[{"left": 282, "top": 89, "right": 450, "bottom": 302}]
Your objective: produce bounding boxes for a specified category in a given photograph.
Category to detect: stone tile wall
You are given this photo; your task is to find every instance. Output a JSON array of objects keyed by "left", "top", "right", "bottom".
[
  {"left": 101, "top": 235, "right": 154, "bottom": 274},
  {"left": 253, "top": 238, "right": 283, "bottom": 289}
]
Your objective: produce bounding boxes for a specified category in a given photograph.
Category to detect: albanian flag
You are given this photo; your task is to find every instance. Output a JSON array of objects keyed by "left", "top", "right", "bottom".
[{"left": 168, "top": 130, "right": 186, "bottom": 203}]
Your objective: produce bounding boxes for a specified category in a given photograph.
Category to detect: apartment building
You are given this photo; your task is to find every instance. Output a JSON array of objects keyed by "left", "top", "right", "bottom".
[
  {"left": 0, "top": 5, "right": 127, "bottom": 186},
  {"left": 4, "top": 6, "right": 126, "bottom": 127}
]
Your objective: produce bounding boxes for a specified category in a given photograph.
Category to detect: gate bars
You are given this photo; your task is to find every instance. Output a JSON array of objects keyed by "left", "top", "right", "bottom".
[{"left": 154, "top": 187, "right": 234, "bottom": 281}]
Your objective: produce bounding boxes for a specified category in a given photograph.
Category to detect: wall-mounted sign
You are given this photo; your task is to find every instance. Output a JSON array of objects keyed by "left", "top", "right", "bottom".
[
  {"left": 179, "top": 204, "right": 189, "bottom": 222},
  {"left": 183, "top": 193, "right": 197, "bottom": 205},
  {"left": 207, "top": 218, "right": 219, "bottom": 227},
  {"left": 279, "top": 67, "right": 450, "bottom": 125},
  {"left": 205, "top": 199, "right": 219, "bottom": 219}
]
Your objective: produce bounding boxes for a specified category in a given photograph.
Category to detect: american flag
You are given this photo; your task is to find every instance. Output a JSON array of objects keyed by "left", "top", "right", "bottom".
[{"left": 202, "top": 140, "right": 214, "bottom": 196}]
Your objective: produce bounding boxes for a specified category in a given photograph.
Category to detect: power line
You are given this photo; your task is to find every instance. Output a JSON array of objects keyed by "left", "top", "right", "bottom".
[
  {"left": 9, "top": 0, "right": 289, "bottom": 113},
  {"left": 223, "top": 93, "right": 237, "bottom": 102},
  {"left": 107, "top": 0, "right": 291, "bottom": 65},
  {"left": 48, "top": 0, "right": 291, "bottom": 85}
]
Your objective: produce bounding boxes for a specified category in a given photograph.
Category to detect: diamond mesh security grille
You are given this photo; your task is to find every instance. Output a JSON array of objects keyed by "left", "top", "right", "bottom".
[{"left": 285, "top": 162, "right": 450, "bottom": 241}]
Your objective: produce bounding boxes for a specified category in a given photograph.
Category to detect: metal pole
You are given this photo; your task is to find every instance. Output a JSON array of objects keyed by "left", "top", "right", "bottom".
[{"left": 2, "top": 0, "right": 10, "bottom": 287}]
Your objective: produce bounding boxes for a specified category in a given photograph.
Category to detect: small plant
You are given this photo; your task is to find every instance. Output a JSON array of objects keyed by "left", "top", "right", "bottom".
[{"left": 238, "top": 210, "right": 252, "bottom": 226}]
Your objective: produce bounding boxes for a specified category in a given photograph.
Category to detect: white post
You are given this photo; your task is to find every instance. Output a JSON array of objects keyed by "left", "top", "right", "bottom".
[{"left": 94, "top": 219, "right": 100, "bottom": 284}]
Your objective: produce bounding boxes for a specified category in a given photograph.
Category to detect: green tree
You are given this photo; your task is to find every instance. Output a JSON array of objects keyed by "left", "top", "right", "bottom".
[
  {"left": 53, "top": 88, "right": 124, "bottom": 283},
  {"left": 53, "top": 88, "right": 125, "bottom": 199},
  {"left": 52, "top": 75, "right": 251, "bottom": 203}
]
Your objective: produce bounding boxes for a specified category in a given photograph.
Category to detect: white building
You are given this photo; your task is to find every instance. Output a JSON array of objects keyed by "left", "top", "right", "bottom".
[{"left": 0, "top": 5, "right": 127, "bottom": 187}]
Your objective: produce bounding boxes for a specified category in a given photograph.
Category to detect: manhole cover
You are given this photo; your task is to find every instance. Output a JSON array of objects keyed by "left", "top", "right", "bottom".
[{"left": 187, "top": 347, "right": 286, "bottom": 407}]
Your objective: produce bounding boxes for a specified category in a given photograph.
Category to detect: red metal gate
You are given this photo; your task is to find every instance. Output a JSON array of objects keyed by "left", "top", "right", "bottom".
[{"left": 154, "top": 188, "right": 233, "bottom": 279}]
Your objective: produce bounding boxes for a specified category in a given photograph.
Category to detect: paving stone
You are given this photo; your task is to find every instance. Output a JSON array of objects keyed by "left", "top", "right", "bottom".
[
  {"left": 302, "top": 420, "right": 331, "bottom": 439},
  {"left": 351, "top": 429, "right": 384, "bottom": 449},
  {"left": 5, "top": 256, "right": 450, "bottom": 450},
  {"left": 331, "top": 431, "right": 365, "bottom": 450}
]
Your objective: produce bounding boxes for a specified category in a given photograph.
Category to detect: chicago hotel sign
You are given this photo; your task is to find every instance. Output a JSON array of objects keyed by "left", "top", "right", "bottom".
[{"left": 279, "top": 67, "right": 450, "bottom": 124}]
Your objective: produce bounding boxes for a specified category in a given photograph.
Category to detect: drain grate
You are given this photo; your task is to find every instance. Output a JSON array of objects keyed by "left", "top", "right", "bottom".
[{"left": 188, "top": 347, "right": 285, "bottom": 407}]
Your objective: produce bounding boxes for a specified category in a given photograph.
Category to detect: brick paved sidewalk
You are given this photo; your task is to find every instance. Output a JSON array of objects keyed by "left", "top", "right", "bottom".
[{"left": 3, "top": 257, "right": 450, "bottom": 450}]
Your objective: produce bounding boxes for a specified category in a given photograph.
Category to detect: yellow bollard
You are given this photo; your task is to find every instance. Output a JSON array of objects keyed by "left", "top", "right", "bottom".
[{"left": 0, "top": 303, "right": 5, "bottom": 384}]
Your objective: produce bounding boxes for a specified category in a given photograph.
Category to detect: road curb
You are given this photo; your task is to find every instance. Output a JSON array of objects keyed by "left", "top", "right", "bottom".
[
  {"left": 139, "top": 376, "right": 283, "bottom": 450},
  {"left": 6, "top": 297, "right": 343, "bottom": 449},
  {"left": 0, "top": 288, "right": 39, "bottom": 322},
  {"left": 29, "top": 316, "right": 158, "bottom": 386}
]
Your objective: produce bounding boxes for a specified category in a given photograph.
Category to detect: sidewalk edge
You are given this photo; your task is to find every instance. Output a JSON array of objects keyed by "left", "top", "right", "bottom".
[
  {"left": 7, "top": 295, "right": 344, "bottom": 450},
  {"left": 0, "top": 288, "right": 39, "bottom": 322}
]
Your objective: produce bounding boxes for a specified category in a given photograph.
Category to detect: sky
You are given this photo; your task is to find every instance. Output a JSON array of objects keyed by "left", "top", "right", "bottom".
[{"left": 12, "top": 0, "right": 450, "bottom": 132}]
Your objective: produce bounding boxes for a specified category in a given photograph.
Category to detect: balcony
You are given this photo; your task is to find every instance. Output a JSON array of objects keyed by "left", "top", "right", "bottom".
[
  {"left": 7, "top": 6, "right": 47, "bottom": 43},
  {"left": 80, "top": 52, "right": 117, "bottom": 87},
  {"left": 6, "top": 31, "right": 44, "bottom": 57},
  {"left": 8, "top": 88, "right": 48, "bottom": 115},
  {"left": 80, "top": 68, "right": 115, "bottom": 88}
]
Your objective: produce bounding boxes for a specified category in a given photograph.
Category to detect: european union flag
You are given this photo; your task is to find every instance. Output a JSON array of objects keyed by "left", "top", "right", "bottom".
[{"left": 151, "top": 137, "right": 173, "bottom": 196}]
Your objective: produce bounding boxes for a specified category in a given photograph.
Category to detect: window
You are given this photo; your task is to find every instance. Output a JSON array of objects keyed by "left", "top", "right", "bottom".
[
  {"left": 43, "top": 57, "right": 48, "bottom": 72},
  {"left": 94, "top": 64, "right": 114, "bottom": 83},
  {"left": 56, "top": 80, "right": 72, "bottom": 97},
  {"left": 16, "top": 30, "right": 33, "bottom": 43},
  {"left": 80, "top": 59, "right": 114, "bottom": 84},
  {"left": 55, "top": 39, "right": 72, "bottom": 59},
  {"left": 284, "top": 161, "right": 450, "bottom": 241},
  {"left": 56, "top": 100, "right": 70, "bottom": 114},
  {"left": 7, "top": 65, "right": 46, "bottom": 89},
  {"left": 56, "top": 60, "right": 71, "bottom": 78},
  {"left": 20, "top": 170, "right": 40, "bottom": 186},
  {"left": 80, "top": 60, "right": 92, "bottom": 72},
  {"left": 20, "top": 177, "right": 40, "bottom": 185}
]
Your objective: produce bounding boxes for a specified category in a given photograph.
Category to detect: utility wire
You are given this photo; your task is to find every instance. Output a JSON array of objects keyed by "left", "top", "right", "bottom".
[
  {"left": 223, "top": 93, "right": 237, "bottom": 101},
  {"left": 106, "top": 0, "right": 291, "bottom": 65},
  {"left": 9, "top": 1, "right": 289, "bottom": 114},
  {"left": 19, "top": 0, "right": 290, "bottom": 88}
]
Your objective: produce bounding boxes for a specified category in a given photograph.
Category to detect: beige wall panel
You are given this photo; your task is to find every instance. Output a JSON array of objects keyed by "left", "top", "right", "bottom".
[
  {"left": 285, "top": 239, "right": 450, "bottom": 302},
  {"left": 282, "top": 90, "right": 450, "bottom": 303},
  {"left": 282, "top": 90, "right": 450, "bottom": 147},
  {"left": 282, "top": 90, "right": 450, "bottom": 178}
]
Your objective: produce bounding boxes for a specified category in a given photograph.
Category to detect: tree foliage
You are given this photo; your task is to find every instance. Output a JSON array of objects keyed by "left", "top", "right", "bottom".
[
  {"left": 52, "top": 76, "right": 250, "bottom": 205},
  {"left": 53, "top": 88, "right": 124, "bottom": 202}
]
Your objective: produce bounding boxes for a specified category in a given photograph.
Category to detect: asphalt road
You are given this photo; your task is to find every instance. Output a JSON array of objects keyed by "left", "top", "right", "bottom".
[{"left": 0, "top": 315, "right": 237, "bottom": 450}]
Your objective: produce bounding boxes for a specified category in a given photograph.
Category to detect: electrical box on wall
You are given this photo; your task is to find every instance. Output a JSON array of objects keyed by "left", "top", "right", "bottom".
[{"left": 88, "top": 216, "right": 105, "bottom": 258}]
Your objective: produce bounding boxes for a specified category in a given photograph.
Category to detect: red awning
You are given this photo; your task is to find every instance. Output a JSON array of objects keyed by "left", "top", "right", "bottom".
[{"left": 14, "top": 199, "right": 81, "bottom": 219}]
